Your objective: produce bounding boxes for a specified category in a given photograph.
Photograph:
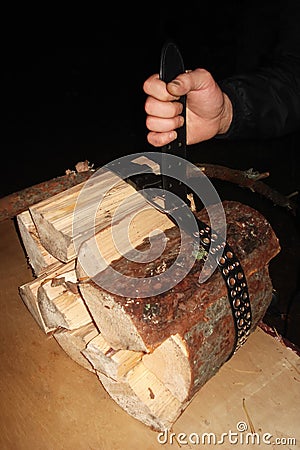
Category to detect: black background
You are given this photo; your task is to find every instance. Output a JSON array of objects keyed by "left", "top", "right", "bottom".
[
  {"left": 2, "top": 3, "right": 299, "bottom": 197},
  {"left": 1, "top": 4, "right": 300, "bottom": 346}
]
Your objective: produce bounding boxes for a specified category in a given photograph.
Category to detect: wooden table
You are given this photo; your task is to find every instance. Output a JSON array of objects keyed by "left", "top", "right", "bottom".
[{"left": 0, "top": 217, "right": 299, "bottom": 450}]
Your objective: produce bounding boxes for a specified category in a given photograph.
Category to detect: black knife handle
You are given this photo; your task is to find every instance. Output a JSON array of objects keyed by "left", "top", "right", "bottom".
[
  {"left": 159, "top": 40, "right": 186, "bottom": 157},
  {"left": 159, "top": 40, "right": 188, "bottom": 209}
]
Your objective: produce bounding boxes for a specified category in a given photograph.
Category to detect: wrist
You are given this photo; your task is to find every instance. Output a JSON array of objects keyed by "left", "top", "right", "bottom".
[{"left": 218, "top": 93, "right": 233, "bottom": 134}]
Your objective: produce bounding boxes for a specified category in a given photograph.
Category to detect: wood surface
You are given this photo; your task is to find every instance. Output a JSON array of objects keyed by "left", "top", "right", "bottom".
[
  {"left": 16, "top": 210, "right": 60, "bottom": 276},
  {"left": 53, "top": 323, "right": 98, "bottom": 372},
  {"left": 18, "top": 260, "right": 75, "bottom": 334}
]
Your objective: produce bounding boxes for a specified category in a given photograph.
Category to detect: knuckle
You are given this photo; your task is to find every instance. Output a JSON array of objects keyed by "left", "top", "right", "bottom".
[
  {"left": 145, "top": 115, "right": 156, "bottom": 131},
  {"left": 144, "top": 97, "right": 152, "bottom": 114}
]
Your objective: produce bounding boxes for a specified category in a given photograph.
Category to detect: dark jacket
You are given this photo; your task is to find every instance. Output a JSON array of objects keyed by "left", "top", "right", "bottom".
[{"left": 217, "top": 0, "right": 300, "bottom": 140}]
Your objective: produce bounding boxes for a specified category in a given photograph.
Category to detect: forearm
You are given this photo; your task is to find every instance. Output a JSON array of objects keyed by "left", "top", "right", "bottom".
[{"left": 216, "top": 55, "right": 300, "bottom": 140}]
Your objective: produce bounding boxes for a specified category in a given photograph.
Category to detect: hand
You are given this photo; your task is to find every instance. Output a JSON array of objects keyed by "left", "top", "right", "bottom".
[{"left": 143, "top": 68, "right": 233, "bottom": 147}]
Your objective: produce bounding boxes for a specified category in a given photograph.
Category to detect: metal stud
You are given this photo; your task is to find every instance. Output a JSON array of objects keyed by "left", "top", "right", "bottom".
[{"left": 219, "top": 256, "right": 226, "bottom": 265}]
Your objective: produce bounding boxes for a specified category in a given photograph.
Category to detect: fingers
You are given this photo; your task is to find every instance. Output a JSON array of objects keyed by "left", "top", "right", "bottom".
[
  {"left": 143, "top": 72, "right": 191, "bottom": 99},
  {"left": 143, "top": 73, "right": 180, "bottom": 101},
  {"left": 145, "top": 95, "right": 183, "bottom": 119},
  {"left": 143, "top": 68, "right": 221, "bottom": 147},
  {"left": 144, "top": 73, "right": 184, "bottom": 148},
  {"left": 143, "top": 70, "right": 214, "bottom": 147},
  {"left": 146, "top": 130, "right": 178, "bottom": 147},
  {"left": 146, "top": 113, "right": 184, "bottom": 132},
  {"left": 146, "top": 114, "right": 184, "bottom": 147}
]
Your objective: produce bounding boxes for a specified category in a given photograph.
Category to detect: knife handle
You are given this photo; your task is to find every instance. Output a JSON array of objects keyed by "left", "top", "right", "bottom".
[
  {"left": 159, "top": 40, "right": 186, "bottom": 154},
  {"left": 159, "top": 40, "right": 188, "bottom": 209}
]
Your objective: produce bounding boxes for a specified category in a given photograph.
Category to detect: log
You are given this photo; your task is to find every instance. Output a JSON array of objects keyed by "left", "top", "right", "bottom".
[
  {"left": 16, "top": 210, "right": 60, "bottom": 276},
  {"left": 76, "top": 200, "right": 280, "bottom": 429},
  {"left": 78, "top": 200, "right": 280, "bottom": 353}
]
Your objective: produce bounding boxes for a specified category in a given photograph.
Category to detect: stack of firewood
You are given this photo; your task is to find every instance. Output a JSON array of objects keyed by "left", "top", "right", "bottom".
[{"left": 17, "top": 157, "right": 281, "bottom": 431}]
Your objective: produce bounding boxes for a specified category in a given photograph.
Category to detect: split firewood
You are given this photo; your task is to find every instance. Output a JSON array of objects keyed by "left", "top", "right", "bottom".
[
  {"left": 19, "top": 261, "right": 75, "bottom": 333},
  {"left": 82, "top": 334, "right": 143, "bottom": 380},
  {"left": 72, "top": 199, "right": 280, "bottom": 430},
  {"left": 37, "top": 269, "right": 92, "bottom": 330},
  {"left": 28, "top": 168, "right": 141, "bottom": 263},
  {"left": 19, "top": 277, "right": 56, "bottom": 334},
  {"left": 82, "top": 331, "right": 186, "bottom": 430},
  {"left": 53, "top": 322, "right": 99, "bottom": 372},
  {"left": 80, "top": 266, "right": 275, "bottom": 426},
  {"left": 16, "top": 210, "right": 60, "bottom": 276},
  {"left": 75, "top": 197, "right": 173, "bottom": 281},
  {"left": 13, "top": 156, "right": 296, "bottom": 268}
]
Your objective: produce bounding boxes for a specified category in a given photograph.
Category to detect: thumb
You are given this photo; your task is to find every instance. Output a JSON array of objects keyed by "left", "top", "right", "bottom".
[
  {"left": 167, "top": 68, "right": 214, "bottom": 97},
  {"left": 166, "top": 73, "right": 191, "bottom": 97}
]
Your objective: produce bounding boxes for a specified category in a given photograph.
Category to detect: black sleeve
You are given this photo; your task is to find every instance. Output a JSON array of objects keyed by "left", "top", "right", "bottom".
[{"left": 216, "top": 0, "right": 300, "bottom": 140}]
